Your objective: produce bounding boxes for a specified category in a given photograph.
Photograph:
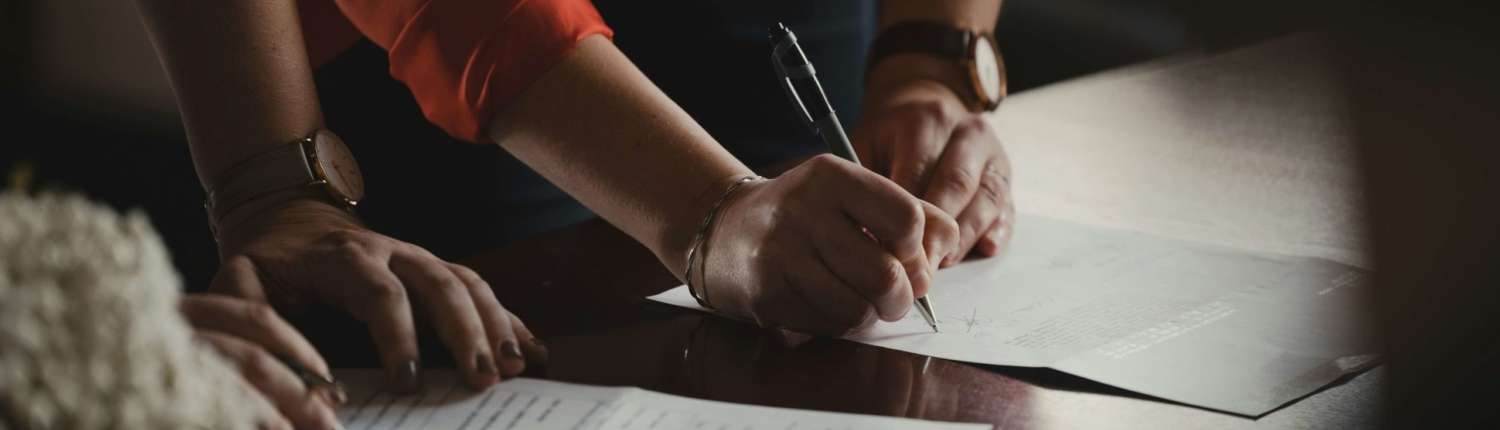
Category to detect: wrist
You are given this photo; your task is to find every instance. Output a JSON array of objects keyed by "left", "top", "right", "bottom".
[
  {"left": 211, "top": 190, "right": 357, "bottom": 251},
  {"left": 865, "top": 54, "right": 971, "bottom": 109},
  {"left": 658, "top": 172, "right": 761, "bottom": 282}
]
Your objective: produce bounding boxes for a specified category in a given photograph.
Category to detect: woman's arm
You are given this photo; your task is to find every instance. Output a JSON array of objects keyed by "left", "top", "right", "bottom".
[
  {"left": 134, "top": 0, "right": 321, "bottom": 185},
  {"left": 490, "top": 36, "right": 961, "bottom": 332},
  {"left": 136, "top": 0, "right": 541, "bottom": 396}
]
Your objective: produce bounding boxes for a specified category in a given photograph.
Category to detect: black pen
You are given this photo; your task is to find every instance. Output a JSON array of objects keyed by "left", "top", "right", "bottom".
[{"left": 770, "top": 22, "right": 940, "bottom": 333}]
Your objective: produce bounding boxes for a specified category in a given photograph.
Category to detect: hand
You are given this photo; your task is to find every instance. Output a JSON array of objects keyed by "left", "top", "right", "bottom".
[
  {"left": 697, "top": 154, "right": 960, "bottom": 335},
  {"left": 852, "top": 79, "right": 1015, "bottom": 265},
  {"left": 182, "top": 293, "right": 342, "bottom": 430},
  {"left": 211, "top": 196, "right": 547, "bottom": 394}
]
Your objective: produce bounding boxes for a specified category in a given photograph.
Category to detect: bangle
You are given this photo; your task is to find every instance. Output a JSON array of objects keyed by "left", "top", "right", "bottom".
[{"left": 685, "top": 175, "right": 765, "bottom": 309}]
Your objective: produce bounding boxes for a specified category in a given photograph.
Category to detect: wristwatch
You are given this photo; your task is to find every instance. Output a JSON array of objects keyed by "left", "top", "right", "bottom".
[
  {"left": 867, "top": 21, "right": 1007, "bottom": 111},
  {"left": 204, "top": 129, "right": 365, "bottom": 231}
]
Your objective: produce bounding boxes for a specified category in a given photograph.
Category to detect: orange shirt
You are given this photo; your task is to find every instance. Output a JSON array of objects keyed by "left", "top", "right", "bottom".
[{"left": 298, "top": 0, "right": 613, "bottom": 143}]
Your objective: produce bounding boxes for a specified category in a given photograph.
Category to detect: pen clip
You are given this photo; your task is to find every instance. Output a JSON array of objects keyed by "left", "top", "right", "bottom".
[{"left": 771, "top": 33, "right": 816, "bottom": 128}]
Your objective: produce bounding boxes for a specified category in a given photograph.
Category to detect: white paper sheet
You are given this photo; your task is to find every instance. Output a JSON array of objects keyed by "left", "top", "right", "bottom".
[
  {"left": 648, "top": 215, "right": 1377, "bottom": 416},
  {"left": 333, "top": 369, "right": 990, "bottom": 430}
]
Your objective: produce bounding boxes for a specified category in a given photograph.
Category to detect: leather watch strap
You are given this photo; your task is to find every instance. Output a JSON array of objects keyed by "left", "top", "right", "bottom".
[
  {"left": 205, "top": 138, "right": 319, "bottom": 223},
  {"left": 867, "top": 21, "right": 1004, "bottom": 111},
  {"left": 867, "top": 21, "right": 973, "bottom": 67}
]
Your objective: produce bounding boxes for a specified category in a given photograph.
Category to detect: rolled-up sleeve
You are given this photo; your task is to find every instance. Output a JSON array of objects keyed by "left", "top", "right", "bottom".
[{"left": 333, "top": 0, "right": 613, "bottom": 142}]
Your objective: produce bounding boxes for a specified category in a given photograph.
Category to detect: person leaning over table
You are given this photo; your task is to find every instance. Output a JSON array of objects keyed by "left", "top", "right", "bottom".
[{"left": 137, "top": 0, "right": 1013, "bottom": 427}]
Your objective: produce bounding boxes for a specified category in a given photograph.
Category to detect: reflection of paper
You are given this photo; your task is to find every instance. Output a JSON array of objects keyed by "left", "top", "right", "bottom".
[
  {"left": 334, "top": 369, "right": 989, "bottom": 430},
  {"left": 649, "top": 215, "right": 1376, "bottom": 416}
]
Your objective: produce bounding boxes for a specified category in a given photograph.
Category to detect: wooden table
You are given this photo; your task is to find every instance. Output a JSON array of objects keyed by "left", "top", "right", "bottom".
[{"left": 310, "top": 32, "right": 1381, "bottom": 429}]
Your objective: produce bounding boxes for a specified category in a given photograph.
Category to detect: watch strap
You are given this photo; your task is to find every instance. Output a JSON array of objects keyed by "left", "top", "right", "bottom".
[
  {"left": 205, "top": 137, "right": 319, "bottom": 223},
  {"left": 867, "top": 21, "right": 1004, "bottom": 111},
  {"left": 868, "top": 21, "right": 973, "bottom": 66}
]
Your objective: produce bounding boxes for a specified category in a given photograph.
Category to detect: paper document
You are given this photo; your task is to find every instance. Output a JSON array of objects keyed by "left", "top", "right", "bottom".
[
  {"left": 649, "top": 215, "right": 1376, "bottom": 416},
  {"left": 334, "top": 369, "right": 990, "bottom": 430}
]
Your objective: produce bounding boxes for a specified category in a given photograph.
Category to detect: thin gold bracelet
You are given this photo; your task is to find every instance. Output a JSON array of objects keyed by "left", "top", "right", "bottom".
[{"left": 685, "top": 175, "right": 765, "bottom": 309}]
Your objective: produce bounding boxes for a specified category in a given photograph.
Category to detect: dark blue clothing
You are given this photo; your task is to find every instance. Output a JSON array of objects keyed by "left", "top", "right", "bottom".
[{"left": 316, "top": 1, "right": 875, "bottom": 260}]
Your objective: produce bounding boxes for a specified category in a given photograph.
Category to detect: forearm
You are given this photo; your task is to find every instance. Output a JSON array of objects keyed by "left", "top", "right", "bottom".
[
  {"left": 486, "top": 35, "right": 752, "bottom": 278},
  {"left": 136, "top": 0, "right": 322, "bottom": 187}
]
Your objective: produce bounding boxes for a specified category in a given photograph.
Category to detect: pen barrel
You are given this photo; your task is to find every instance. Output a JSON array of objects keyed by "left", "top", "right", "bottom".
[{"left": 814, "top": 115, "right": 860, "bottom": 165}]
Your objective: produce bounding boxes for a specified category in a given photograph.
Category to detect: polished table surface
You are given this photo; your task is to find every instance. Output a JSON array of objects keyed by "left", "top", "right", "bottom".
[{"left": 311, "top": 32, "right": 1382, "bottom": 429}]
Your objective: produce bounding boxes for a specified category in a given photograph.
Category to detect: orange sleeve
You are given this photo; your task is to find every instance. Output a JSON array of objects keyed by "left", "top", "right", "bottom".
[{"left": 331, "top": 0, "right": 613, "bottom": 142}]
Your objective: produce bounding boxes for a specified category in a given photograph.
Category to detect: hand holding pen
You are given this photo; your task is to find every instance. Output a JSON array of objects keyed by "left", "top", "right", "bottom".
[
  {"left": 672, "top": 24, "right": 959, "bottom": 336},
  {"left": 771, "top": 23, "right": 946, "bottom": 332}
]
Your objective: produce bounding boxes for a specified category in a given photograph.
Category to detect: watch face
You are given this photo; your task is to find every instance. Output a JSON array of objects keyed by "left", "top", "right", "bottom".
[
  {"left": 971, "top": 36, "right": 1005, "bottom": 108},
  {"left": 311, "top": 130, "right": 365, "bottom": 205}
]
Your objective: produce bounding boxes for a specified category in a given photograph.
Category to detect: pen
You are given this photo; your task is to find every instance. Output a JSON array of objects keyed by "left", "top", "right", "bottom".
[{"left": 770, "top": 22, "right": 940, "bottom": 333}]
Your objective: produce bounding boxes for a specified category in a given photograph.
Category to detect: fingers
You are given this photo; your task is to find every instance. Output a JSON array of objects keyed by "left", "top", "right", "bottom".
[
  {"left": 950, "top": 160, "right": 1011, "bottom": 265},
  {"left": 508, "top": 313, "right": 549, "bottom": 365},
  {"left": 783, "top": 242, "right": 880, "bottom": 333},
  {"left": 330, "top": 253, "right": 422, "bottom": 393},
  {"left": 180, "top": 295, "right": 332, "bottom": 382},
  {"left": 199, "top": 331, "right": 341, "bottom": 430},
  {"left": 918, "top": 200, "right": 962, "bottom": 276},
  {"left": 975, "top": 201, "right": 1016, "bottom": 258},
  {"left": 447, "top": 262, "right": 529, "bottom": 377},
  {"left": 806, "top": 212, "right": 917, "bottom": 321},
  {"left": 390, "top": 250, "right": 496, "bottom": 390},
  {"left": 921, "top": 121, "right": 993, "bottom": 217},
  {"left": 810, "top": 155, "right": 932, "bottom": 297},
  {"left": 923, "top": 120, "right": 1008, "bottom": 262}
]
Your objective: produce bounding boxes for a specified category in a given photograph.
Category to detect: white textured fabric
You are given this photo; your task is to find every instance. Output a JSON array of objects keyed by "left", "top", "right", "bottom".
[{"left": 0, "top": 192, "right": 273, "bottom": 429}]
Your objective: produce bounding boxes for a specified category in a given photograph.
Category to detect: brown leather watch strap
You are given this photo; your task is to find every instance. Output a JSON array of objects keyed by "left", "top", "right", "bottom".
[
  {"left": 867, "top": 21, "right": 1004, "bottom": 111},
  {"left": 868, "top": 21, "right": 973, "bottom": 68}
]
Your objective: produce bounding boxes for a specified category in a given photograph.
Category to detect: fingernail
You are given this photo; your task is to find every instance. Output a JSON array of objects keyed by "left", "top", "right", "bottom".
[
  {"left": 529, "top": 337, "right": 551, "bottom": 362},
  {"left": 500, "top": 341, "right": 524, "bottom": 360},
  {"left": 390, "top": 360, "right": 421, "bottom": 394},
  {"left": 476, "top": 353, "right": 498, "bottom": 375}
]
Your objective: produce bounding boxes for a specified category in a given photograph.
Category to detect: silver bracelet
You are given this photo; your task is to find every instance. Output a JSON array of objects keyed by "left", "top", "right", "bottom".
[{"left": 685, "top": 175, "right": 765, "bottom": 309}]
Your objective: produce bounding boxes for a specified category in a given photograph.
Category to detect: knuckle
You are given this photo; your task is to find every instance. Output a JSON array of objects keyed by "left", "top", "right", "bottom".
[
  {"left": 896, "top": 199, "right": 925, "bottom": 229},
  {"left": 936, "top": 167, "right": 979, "bottom": 195},
  {"left": 806, "top": 154, "right": 851, "bottom": 179},
  {"left": 451, "top": 265, "right": 484, "bottom": 284},
  {"left": 978, "top": 170, "right": 1006, "bottom": 203},
  {"left": 809, "top": 153, "right": 842, "bottom": 168},
  {"left": 366, "top": 281, "right": 408, "bottom": 304}
]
